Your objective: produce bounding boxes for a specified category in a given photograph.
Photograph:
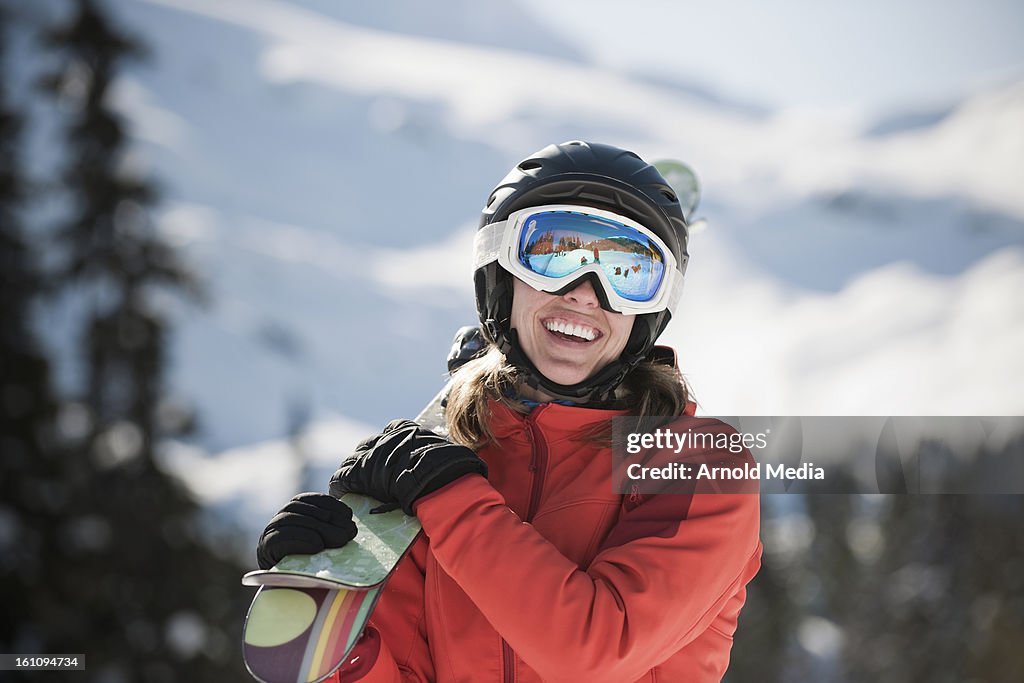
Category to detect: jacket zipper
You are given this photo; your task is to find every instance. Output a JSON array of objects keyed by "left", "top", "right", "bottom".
[
  {"left": 502, "top": 640, "right": 516, "bottom": 682},
  {"left": 502, "top": 406, "right": 550, "bottom": 682},
  {"left": 524, "top": 407, "right": 549, "bottom": 523}
]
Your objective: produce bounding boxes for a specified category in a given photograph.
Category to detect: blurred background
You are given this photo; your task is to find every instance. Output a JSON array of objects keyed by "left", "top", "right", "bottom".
[{"left": 1, "top": 0, "right": 1022, "bottom": 681}]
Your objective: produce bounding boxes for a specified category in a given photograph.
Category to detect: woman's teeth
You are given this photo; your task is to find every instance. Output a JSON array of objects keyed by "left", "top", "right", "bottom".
[{"left": 544, "top": 319, "right": 598, "bottom": 342}]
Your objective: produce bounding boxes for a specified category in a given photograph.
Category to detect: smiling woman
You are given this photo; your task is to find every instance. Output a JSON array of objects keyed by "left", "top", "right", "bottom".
[{"left": 256, "top": 141, "right": 762, "bottom": 682}]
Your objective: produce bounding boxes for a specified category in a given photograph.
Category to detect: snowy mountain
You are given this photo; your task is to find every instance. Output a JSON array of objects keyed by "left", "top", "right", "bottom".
[
  {"left": 282, "top": 0, "right": 587, "bottom": 63},
  {"left": 16, "top": 0, "right": 1023, "bottom": 532}
]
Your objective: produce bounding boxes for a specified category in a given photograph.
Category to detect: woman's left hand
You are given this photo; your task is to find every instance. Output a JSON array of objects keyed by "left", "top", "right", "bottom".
[{"left": 329, "top": 419, "right": 488, "bottom": 515}]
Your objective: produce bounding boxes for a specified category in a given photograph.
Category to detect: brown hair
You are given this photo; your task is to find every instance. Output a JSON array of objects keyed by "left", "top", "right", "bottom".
[{"left": 445, "top": 346, "right": 691, "bottom": 449}]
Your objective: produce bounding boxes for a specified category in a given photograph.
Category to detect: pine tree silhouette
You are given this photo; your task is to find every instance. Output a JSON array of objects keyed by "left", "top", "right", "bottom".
[
  {"left": 16, "top": 1, "right": 251, "bottom": 680},
  {"left": 0, "top": 0, "right": 65, "bottom": 667}
]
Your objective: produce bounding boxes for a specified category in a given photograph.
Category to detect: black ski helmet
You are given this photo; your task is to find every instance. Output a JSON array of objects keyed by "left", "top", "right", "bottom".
[{"left": 474, "top": 140, "right": 690, "bottom": 401}]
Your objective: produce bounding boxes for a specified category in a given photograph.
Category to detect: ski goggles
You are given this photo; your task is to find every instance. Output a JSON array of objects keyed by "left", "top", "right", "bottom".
[{"left": 474, "top": 204, "right": 686, "bottom": 315}]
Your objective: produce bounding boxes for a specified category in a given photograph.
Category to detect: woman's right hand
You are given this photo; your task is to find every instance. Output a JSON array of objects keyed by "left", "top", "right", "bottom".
[{"left": 255, "top": 492, "right": 358, "bottom": 569}]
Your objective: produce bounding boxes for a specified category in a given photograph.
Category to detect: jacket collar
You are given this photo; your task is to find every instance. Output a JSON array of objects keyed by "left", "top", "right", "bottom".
[{"left": 485, "top": 398, "right": 628, "bottom": 444}]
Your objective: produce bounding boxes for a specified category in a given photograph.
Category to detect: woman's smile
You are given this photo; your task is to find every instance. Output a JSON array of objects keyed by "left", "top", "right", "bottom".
[{"left": 510, "top": 277, "right": 634, "bottom": 387}]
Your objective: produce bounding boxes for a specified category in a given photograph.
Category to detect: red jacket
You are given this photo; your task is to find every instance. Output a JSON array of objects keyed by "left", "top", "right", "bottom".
[{"left": 331, "top": 400, "right": 762, "bottom": 682}]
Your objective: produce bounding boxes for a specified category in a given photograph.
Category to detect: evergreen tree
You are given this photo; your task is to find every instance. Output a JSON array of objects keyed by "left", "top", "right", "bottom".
[
  {"left": 725, "top": 512, "right": 799, "bottom": 683},
  {"left": 26, "top": 1, "right": 248, "bottom": 679},
  {"left": 0, "top": 0, "right": 65, "bottom": 662},
  {"left": 38, "top": 0, "right": 200, "bottom": 447},
  {"left": 843, "top": 486, "right": 1024, "bottom": 682}
]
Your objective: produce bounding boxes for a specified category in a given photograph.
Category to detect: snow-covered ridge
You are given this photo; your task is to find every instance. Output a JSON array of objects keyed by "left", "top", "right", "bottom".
[
  {"left": 137, "top": 0, "right": 1024, "bottom": 220},
  {"left": 277, "top": 0, "right": 586, "bottom": 63},
  {"left": 858, "top": 81, "right": 1024, "bottom": 218},
  {"left": 142, "top": 0, "right": 752, "bottom": 143},
  {"left": 670, "top": 242, "right": 1024, "bottom": 416}
]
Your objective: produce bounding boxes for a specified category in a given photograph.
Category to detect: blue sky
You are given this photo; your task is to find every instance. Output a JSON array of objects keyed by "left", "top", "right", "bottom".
[{"left": 522, "top": 0, "right": 1024, "bottom": 113}]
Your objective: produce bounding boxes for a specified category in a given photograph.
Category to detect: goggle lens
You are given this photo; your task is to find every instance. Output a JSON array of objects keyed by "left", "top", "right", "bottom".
[{"left": 516, "top": 210, "right": 666, "bottom": 302}]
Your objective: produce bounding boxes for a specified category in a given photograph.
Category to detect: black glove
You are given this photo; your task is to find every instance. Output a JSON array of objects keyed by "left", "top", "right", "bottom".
[
  {"left": 256, "top": 492, "right": 358, "bottom": 570},
  {"left": 329, "top": 419, "right": 487, "bottom": 515}
]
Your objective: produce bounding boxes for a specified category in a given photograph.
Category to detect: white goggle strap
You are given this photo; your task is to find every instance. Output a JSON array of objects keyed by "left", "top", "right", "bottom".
[
  {"left": 473, "top": 221, "right": 508, "bottom": 270},
  {"left": 664, "top": 271, "right": 684, "bottom": 316}
]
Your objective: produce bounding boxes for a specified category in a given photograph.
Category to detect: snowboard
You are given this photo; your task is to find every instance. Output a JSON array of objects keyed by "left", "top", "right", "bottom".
[
  {"left": 241, "top": 494, "right": 423, "bottom": 590},
  {"left": 242, "top": 381, "right": 451, "bottom": 683},
  {"left": 243, "top": 585, "right": 383, "bottom": 683},
  {"left": 652, "top": 159, "right": 700, "bottom": 219},
  {"left": 653, "top": 159, "right": 708, "bottom": 234}
]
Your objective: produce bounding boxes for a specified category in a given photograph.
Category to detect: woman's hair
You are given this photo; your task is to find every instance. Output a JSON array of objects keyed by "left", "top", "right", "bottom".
[{"left": 445, "top": 346, "right": 691, "bottom": 449}]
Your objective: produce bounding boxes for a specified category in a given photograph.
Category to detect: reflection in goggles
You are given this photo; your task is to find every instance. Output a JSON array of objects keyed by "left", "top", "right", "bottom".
[{"left": 517, "top": 211, "right": 666, "bottom": 302}]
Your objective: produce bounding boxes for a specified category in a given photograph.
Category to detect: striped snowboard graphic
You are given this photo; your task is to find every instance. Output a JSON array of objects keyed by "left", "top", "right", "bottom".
[{"left": 243, "top": 585, "right": 382, "bottom": 683}]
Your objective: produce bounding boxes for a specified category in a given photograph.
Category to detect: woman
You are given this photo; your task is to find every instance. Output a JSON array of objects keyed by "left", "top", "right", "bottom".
[{"left": 257, "top": 141, "right": 762, "bottom": 682}]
